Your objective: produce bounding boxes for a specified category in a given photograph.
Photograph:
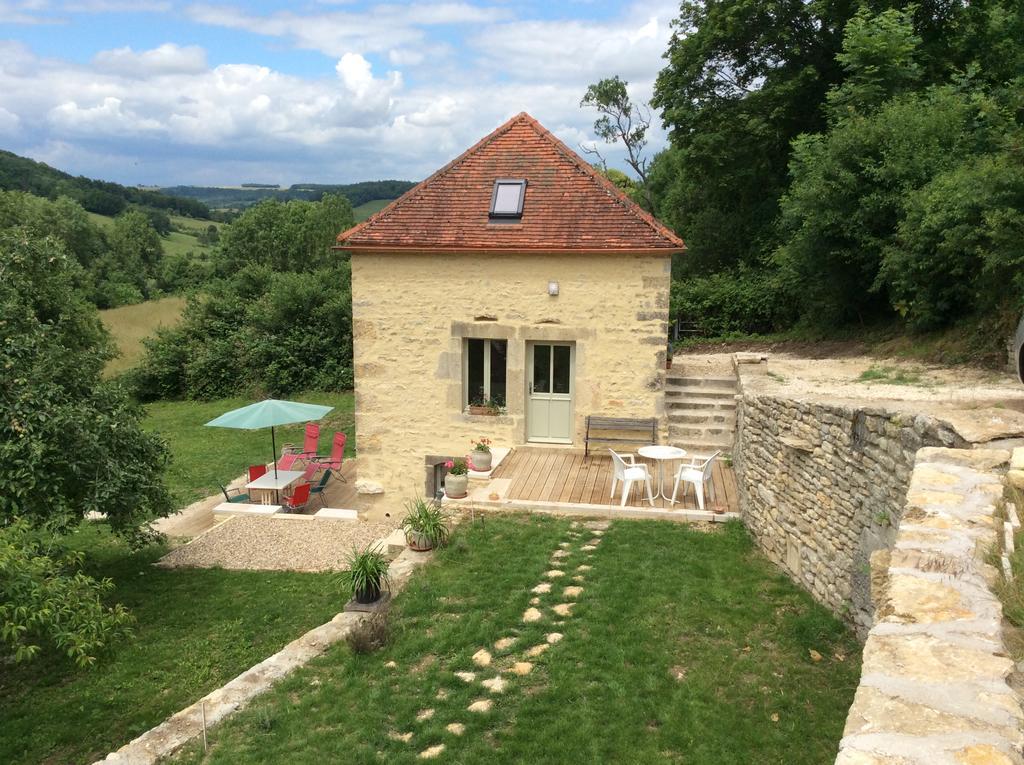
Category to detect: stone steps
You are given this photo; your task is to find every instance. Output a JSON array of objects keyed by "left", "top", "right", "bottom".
[{"left": 664, "top": 370, "right": 739, "bottom": 455}]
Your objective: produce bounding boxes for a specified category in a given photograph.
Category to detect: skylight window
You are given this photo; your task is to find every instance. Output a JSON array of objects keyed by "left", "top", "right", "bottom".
[{"left": 489, "top": 179, "right": 527, "bottom": 219}]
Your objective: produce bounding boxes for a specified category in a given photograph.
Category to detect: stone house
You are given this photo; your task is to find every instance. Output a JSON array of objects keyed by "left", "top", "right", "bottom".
[{"left": 335, "top": 112, "right": 685, "bottom": 516}]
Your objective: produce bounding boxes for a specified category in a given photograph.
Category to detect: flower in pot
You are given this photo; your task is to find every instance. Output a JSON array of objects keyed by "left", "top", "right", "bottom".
[
  {"left": 338, "top": 544, "right": 391, "bottom": 604},
  {"left": 468, "top": 397, "right": 504, "bottom": 416},
  {"left": 444, "top": 458, "right": 469, "bottom": 499},
  {"left": 401, "top": 497, "right": 451, "bottom": 551},
  {"left": 469, "top": 437, "right": 493, "bottom": 471}
]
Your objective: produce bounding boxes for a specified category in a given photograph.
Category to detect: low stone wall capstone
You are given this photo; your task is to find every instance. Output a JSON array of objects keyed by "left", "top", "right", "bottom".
[
  {"left": 836, "top": 448, "right": 1023, "bottom": 764},
  {"left": 735, "top": 393, "right": 966, "bottom": 634}
]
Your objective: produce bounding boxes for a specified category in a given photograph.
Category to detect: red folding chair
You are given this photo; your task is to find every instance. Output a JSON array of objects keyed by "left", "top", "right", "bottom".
[
  {"left": 314, "top": 432, "right": 346, "bottom": 481},
  {"left": 284, "top": 483, "right": 311, "bottom": 512},
  {"left": 248, "top": 464, "right": 268, "bottom": 482},
  {"left": 299, "top": 422, "right": 320, "bottom": 460}
]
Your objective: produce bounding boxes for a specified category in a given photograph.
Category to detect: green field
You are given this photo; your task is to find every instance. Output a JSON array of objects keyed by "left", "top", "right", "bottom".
[
  {"left": 99, "top": 295, "right": 187, "bottom": 375},
  {"left": 353, "top": 198, "right": 392, "bottom": 221},
  {"left": 142, "top": 391, "right": 355, "bottom": 506},
  {"left": 87, "top": 211, "right": 219, "bottom": 259}
]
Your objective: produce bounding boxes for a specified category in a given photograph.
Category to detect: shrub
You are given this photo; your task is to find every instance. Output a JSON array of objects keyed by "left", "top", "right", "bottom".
[{"left": 670, "top": 266, "right": 794, "bottom": 336}]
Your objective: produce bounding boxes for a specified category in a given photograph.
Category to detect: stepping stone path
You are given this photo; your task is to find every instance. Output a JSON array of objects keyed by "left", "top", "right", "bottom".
[
  {"left": 389, "top": 520, "right": 607, "bottom": 756},
  {"left": 481, "top": 676, "right": 508, "bottom": 693}
]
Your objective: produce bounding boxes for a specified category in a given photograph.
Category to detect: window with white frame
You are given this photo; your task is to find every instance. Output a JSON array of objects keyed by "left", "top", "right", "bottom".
[{"left": 465, "top": 339, "right": 507, "bottom": 408}]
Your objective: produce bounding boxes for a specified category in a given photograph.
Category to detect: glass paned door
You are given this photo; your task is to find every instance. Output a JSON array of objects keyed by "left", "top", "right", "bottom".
[{"left": 527, "top": 342, "right": 574, "bottom": 442}]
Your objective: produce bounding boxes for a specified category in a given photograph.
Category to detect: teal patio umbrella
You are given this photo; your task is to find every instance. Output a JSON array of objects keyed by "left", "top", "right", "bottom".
[{"left": 205, "top": 399, "right": 334, "bottom": 477}]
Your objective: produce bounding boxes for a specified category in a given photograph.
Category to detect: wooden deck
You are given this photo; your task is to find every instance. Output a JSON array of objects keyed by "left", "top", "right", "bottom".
[{"left": 489, "top": 447, "right": 739, "bottom": 513}]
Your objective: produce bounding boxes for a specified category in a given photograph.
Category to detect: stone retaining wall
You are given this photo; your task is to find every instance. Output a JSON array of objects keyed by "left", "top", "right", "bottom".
[
  {"left": 836, "top": 448, "right": 1023, "bottom": 764},
  {"left": 735, "top": 394, "right": 966, "bottom": 634}
]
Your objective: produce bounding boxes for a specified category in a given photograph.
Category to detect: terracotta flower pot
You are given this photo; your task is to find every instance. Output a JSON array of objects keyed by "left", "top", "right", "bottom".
[{"left": 445, "top": 473, "right": 468, "bottom": 498}]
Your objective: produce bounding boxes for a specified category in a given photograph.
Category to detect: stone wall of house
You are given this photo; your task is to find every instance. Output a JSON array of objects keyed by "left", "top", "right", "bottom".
[
  {"left": 836, "top": 447, "right": 1023, "bottom": 764},
  {"left": 735, "top": 394, "right": 967, "bottom": 635},
  {"left": 350, "top": 251, "right": 671, "bottom": 518}
]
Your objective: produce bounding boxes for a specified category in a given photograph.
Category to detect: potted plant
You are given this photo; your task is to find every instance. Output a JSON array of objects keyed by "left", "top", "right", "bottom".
[
  {"left": 339, "top": 544, "right": 391, "bottom": 604},
  {"left": 443, "top": 458, "right": 469, "bottom": 498},
  {"left": 401, "top": 497, "right": 451, "bottom": 551},
  {"left": 469, "top": 437, "right": 493, "bottom": 471},
  {"left": 468, "top": 397, "right": 504, "bottom": 416}
]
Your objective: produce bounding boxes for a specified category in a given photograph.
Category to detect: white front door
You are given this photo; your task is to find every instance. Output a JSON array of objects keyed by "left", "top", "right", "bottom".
[{"left": 527, "top": 342, "right": 574, "bottom": 443}]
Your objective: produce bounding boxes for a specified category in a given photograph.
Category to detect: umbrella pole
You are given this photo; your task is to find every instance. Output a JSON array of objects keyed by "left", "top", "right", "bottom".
[{"left": 272, "top": 426, "right": 279, "bottom": 476}]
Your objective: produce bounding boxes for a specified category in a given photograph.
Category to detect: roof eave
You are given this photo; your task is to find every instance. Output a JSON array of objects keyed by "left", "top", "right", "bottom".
[{"left": 333, "top": 244, "right": 686, "bottom": 256}]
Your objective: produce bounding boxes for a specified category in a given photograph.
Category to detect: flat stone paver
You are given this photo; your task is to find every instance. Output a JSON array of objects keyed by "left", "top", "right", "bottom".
[
  {"left": 544, "top": 569, "right": 565, "bottom": 578},
  {"left": 494, "top": 637, "right": 517, "bottom": 651},
  {"left": 446, "top": 723, "right": 465, "bottom": 736},
  {"left": 526, "top": 644, "right": 549, "bottom": 658},
  {"left": 532, "top": 582, "right": 552, "bottom": 594},
  {"left": 419, "top": 744, "right": 445, "bottom": 759},
  {"left": 454, "top": 671, "right": 476, "bottom": 683},
  {"left": 467, "top": 699, "right": 492, "bottom": 713},
  {"left": 481, "top": 676, "right": 508, "bottom": 694},
  {"left": 552, "top": 603, "right": 574, "bottom": 617},
  {"left": 472, "top": 649, "right": 492, "bottom": 667},
  {"left": 416, "top": 708, "right": 435, "bottom": 722},
  {"left": 546, "top": 632, "right": 563, "bottom": 644},
  {"left": 522, "top": 607, "right": 542, "bottom": 623},
  {"left": 563, "top": 586, "right": 583, "bottom": 598},
  {"left": 510, "top": 662, "right": 533, "bottom": 675}
]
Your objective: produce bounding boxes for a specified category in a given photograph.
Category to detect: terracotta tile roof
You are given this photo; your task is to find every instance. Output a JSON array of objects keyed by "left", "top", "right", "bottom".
[{"left": 336, "top": 112, "right": 685, "bottom": 254}]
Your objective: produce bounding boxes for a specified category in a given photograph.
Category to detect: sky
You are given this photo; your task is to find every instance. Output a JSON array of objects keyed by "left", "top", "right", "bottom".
[{"left": 0, "top": 0, "right": 681, "bottom": 187}]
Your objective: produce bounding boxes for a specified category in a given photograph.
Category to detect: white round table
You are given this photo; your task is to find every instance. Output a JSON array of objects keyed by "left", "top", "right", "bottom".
[{"left": 637, "top": 445, "right": 688, "bottom": 502}]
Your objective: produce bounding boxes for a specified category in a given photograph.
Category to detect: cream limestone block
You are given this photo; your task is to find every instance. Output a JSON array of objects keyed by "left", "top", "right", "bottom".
[
  {"left": 416, "top": 709, "right": 435, "bottom": 722},
  {"left": 1011, "top": 447, "right": 1024, "bottom": 471},
  {"left": 885, "top": 574, "right": 977, "bottom": 623},
  {"left": 552, "top": 603, "right": 574, "bottom": 617},
  {"left": 472, "top": 649, "right": 491, "bottom": 667},
  {"left": 526, "top": 644, "right": 549, "bottom": 658},
  {"left": 522, "top": 607, "right": 543, "bottom": 623},
  {"left": 467, "top": 699, "right": 493, "bottom": 713},
  {"left": 863, "top": 634, "right": 1014, "bottom": 684},
  {"left": 494, "top": 637, "right": 517, "bottom": 651},
  {"left": 546, "top": 632, "right": 563, "bottom": 644},
  {"left": 481, "top": 676, "right": 508, "bottom": 693},
  {"left": 563, "top": 586, "right": 584, "bottom": 598},
  {"left": 532, "top": 582, "right": 552, "bottom": 594},
  {"left": 454, "top": 671, "right": 476, "bottom": 683},
  {"left": 545, "top": 570, "right": 565, "bottom": 579},
  {"left": 510, "top": 662, "right": 533, "bottom": 675},
  {"left": 446, "top": 723, "right": 465, "bottom": 736}
]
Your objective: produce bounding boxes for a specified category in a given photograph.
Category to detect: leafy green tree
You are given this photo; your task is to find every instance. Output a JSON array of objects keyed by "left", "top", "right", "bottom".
[
  {"left": 0, "top": 521, "right": 133, "bottom": 667},
  {"left": 216, "top": 193, "right": 353, "bottom": 274},
  {"left": 581, "top": 76, "right": 655, "bottom": 210},
  {"left": 652, "top": 0, "right": 854, "bottom": 269},
  {"left": 826, "top": 7, "right": 922, "bottom": 117},
  {"left": 0, "top": 229, "right": 173, "bottom": 537},
  {"left": 0, "top": 230, "right": 172, "bottom": 665}
]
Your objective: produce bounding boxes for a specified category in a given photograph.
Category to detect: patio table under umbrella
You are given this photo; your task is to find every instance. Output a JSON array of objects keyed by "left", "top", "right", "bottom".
[{"left": 204, "top": 398, "right": 334, "bottom": 478}]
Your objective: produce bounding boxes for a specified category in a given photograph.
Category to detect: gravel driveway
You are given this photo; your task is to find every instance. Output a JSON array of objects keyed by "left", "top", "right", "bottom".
[{"left": 158, "top": 516, "right": 400, "bottom": 572}]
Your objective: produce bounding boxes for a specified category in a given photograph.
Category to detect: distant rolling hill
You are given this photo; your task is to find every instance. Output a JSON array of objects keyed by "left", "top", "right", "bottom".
[
  {"left": 0, "top": 149, "right": 211, "bottom": 219},
  {"left": 161, "top": 180, "right": 416, "bottom": 211}
]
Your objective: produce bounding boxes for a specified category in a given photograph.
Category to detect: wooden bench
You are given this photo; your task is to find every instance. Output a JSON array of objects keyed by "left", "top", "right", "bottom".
[{"left": 584, "top": 416, "right": 658, "bottom": 458}]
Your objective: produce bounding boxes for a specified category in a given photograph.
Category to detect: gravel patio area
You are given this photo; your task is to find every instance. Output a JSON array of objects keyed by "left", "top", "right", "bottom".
[{"left": 157, "top": 516, "right": 400, "bottom": 572}]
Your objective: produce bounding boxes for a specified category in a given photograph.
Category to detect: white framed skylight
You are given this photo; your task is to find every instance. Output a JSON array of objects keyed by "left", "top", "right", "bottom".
[{"left": 489, "top": 178, "right": 527, "bottom": 219}]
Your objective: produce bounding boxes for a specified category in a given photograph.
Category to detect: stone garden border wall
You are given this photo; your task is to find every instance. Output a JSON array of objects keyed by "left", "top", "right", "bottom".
[
  {"left": 835, "top": 447, "right": 1023, "bottom": 764},
  {"left": 735, "top": 393, "right": 966, "bottom": 634}
]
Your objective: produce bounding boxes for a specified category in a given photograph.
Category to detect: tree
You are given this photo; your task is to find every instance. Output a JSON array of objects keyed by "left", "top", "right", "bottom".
[
  {"left": 0, "top": 229, "right": 173, "bottom": 537},
  {"left": 216, "top": 193, "right": 353, "bottom": 274},
  {"left": 0, "top": 229, "right": 172, "bottom": 664},
  {"left": 651, "top": 0, "right": 855, "bottom": 269},
  {"left": 581, "top": 76, "right": 655, "bottom": 211}
]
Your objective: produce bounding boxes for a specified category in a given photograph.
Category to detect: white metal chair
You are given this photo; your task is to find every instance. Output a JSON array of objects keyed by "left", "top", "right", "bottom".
[
  {"left": 609, "top": 449, "right": 655, "bottom": 508},
  {"left": 670, "top": 452, "right": 721, "bottom": 510}
]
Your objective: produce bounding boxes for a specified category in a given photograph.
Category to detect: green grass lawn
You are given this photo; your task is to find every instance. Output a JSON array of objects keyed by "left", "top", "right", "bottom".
[
  {"left": 175, "top": 517, "right": 861, "bottom": 764},
  {"left": 143, "top": 391, "right": 355, "bottom": 506},
  {"left": 0, "top": 524, "right": 342, "bottom": 765},
  {"left": 100, "top": 295, "right": 187, "bottom": 375}
]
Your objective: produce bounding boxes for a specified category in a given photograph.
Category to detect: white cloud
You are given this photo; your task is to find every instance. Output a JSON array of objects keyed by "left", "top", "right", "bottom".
[
  {"left": 0, "top": 2, "right": 679, "bottom": 185},
  {"left": 93, "top": 43, "right": 208, "bottom": 77}
]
